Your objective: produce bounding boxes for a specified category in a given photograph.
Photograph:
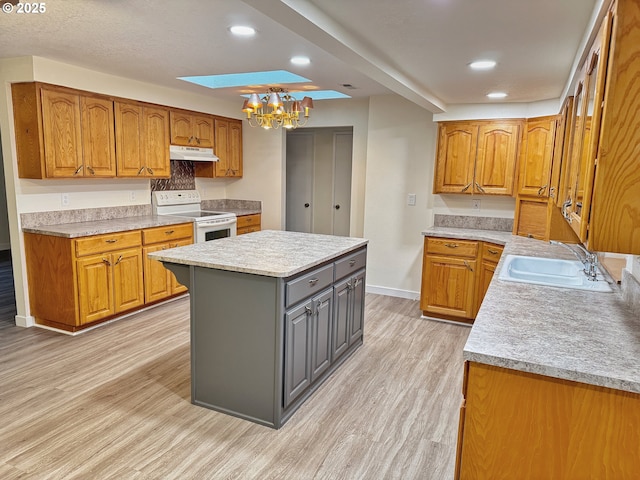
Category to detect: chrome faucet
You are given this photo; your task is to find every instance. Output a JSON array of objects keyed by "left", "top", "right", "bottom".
[{"left": 549, "top": 240, "right": 599, "bottom": 281}]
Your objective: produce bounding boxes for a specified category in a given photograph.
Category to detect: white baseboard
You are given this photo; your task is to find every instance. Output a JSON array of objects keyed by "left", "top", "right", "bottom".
[
  {"left": 365, "top": 285, "right": 420, "bottom": 301},
  {"left": 14, "top": 315, "right": 35, "bottom": 328}
]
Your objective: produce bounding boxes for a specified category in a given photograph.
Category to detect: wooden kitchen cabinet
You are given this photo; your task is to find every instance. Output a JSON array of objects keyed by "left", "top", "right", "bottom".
[
  {"left": 115, "top": 101, "right": 171, "bottom": 178},
  {"left": 421, "top": 237, "right": 478, "bottom": 322},
  {"left": 24, "top": 230, "right": 145, "bottom": 331},
  {"left": 456, "top": 362, "right": 640, "bottom": 479},
  {"left": 236, "top": 213, "right": 261, "bottom": 235},
  {"left": 474, "top": 243, "right": 503, "bottom": 316},
  {"left": 434, "top": 120, "right": 521, "bottom": 195},
  {"left": 12, "top": 83, "right": 116, "bottom": 178},
  {"left": 421, "top": 237, "right": 505, "bottom": 323},
  {"left": 142, "top": 223, "right": 193, "bottom": 303},
  {"left": 169, "top": 110, "right": 214, "bottom": 147},
  {"left": 195, "top": 117, "right": 243, "bottom": 178},
  {"left": 517, "top": 116, "right": 557, "bottom": 197}
]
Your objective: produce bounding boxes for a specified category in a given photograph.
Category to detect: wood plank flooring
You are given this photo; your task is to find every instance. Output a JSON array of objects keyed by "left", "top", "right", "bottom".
[{"left": 0, "top": 281, "right": 470, "bottom": 479}]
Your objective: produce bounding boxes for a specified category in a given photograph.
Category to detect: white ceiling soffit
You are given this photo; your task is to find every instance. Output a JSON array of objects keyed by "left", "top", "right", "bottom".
[{"left": 240, "top": 0, "right": 447, "bottom": 113}]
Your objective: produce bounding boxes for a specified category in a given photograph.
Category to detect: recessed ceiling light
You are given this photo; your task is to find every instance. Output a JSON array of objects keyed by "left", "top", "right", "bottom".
[
  {"left": 290, "top": 56, "right": 311, "bottom": 66},
  {"left": 487, "top": 92, "right": 508, "bottom": 99},
  {"left": 230, "top": 25, "right": 256, "bottom": 36},
  {"left": 470, "top": 60, "right": 497, "bottom": 70}
]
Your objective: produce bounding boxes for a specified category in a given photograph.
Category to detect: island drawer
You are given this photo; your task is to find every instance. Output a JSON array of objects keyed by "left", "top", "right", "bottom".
[
  {"left": 75, "top": 231, "right": 142, "bottom": 257},
  {"left": 143, "top": 223, "right": 193, "bottom": 245},
  {"left": 426, "top": 237, "right": 478, "bottom": 258},
  {"left": 335, "top": 249, "right": 367, "bottom": 281},
  {"left": 285, "top": 264, "right": 334, "bottom": 308}
]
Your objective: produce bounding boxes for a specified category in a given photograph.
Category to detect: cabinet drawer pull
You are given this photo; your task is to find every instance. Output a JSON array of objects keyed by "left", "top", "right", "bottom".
[
  {"left": 349, "top": 259, "right": 356, "bottom": 267},
  {"left": 461, "top": 182, "right": 472, "bottom": 193},
  {"left": 105, "top": 239, "right": 118, "bottom": 244},
  {"left": 102, "top": 258, "right": 111, "bottom": 266},
  {"left": 537, "top": 184, "right": 548, "bottom": 196},
  {"left": 463, "top": 260, "right": 474, "bottom": 272},
  {"left": 165, "top": 230, "right": 175, "bottom": 235},
  {"left": 308, "top": 278, "right": 319, "bottom": 286},
  {"left": 475, "top": 182, "right": 486, "bottom": 193},
  {"left": 444, "top": 243, "right": 459, "bottom": 248},
  {"left": 487, "top": 249, "right": 499, "bottom": 255}
]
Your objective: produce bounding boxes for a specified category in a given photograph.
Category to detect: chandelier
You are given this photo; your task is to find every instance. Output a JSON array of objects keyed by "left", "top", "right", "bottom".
[{"left": 241, "top": 87, "right": 314, "bottom": 130}]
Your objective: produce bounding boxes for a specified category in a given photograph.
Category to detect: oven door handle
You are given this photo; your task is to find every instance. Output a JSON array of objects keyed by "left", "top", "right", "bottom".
[{"left": 196, "top": 218, "right": 237, "bottom": 229}]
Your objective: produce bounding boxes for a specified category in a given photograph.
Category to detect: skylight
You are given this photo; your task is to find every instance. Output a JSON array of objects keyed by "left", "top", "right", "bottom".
[
  {"left": 178, "top": 70, "right": 311, "bottom": 89},
  {"left": 242, "top": 90, "right": 351, "bottom": 101}
]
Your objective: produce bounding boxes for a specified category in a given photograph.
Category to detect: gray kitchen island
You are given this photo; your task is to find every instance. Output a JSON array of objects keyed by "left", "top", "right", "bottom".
[{"left": 149, "top": 230, "right": 368, "bottom": 429}]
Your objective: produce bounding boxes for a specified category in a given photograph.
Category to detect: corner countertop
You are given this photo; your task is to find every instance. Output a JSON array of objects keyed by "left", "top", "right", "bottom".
[
  {"left": 149, "top": 230, "right": 368, "bottom": 278},
  {"left": 422, "top": 226, "right": 640, "bottom": 395},
  {"left": 22, "top": 215, "right": 194, "bottom": 238}
]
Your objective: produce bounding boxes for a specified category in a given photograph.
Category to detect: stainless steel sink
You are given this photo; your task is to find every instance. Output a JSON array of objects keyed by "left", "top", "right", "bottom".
[{"left": 498, "top": 254, "right": 613, "bottom": 292}]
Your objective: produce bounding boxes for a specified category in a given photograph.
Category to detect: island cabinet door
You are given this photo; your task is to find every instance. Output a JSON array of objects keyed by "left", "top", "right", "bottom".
[
  {"left": 284, "top": 302, "right": 313, "bottom": 408},
  {"left": 332, "top": 277, "right": 351, "bottom": 360},
  {"left": 311, "top": 289, "right": 333, "bottom": 383},
  {"left": 349, "top": 270, "right": 366, "bottom": 345}
]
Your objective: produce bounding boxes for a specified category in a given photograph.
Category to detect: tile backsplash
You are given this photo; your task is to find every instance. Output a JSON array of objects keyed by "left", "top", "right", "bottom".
[{"left": 151, "top": 160, "right": 195, "bottom": 191}]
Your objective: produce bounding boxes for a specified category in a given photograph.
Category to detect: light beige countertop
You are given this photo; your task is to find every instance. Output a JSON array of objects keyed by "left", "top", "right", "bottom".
[
  {"left": 149, "top": 230, "right": 368, "bottom": 277},
  {"left": 22, "top": 215, "right": 193, "bottom": 238},
  {"left": 212, "top": 208, "right": 262, "bottom": 216},
  {"left": 423, "top": 226, "right": 640, "bottom": 394}
]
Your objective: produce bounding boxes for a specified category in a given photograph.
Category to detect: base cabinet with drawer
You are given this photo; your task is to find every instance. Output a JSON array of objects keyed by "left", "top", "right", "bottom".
[
  {"left": 236, "top": 213, "right": 261, "bottom": 235},
  {"left": 170, "top": 244, "right": 367, "bottom": 428},
  {"left": 24, "top": 223, "right": 192, "bottom": 332},
  {"left": 420, "top": 237, "right": 503, "bottom": 323}
]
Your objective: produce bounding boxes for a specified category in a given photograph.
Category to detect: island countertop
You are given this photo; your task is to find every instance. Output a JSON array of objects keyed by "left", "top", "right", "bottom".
[
  {"left": 149, "top": 230, "right": 369, "bottom": 277},
  {"left": 422, "top": 227, "right": 640, "bottom": 395}
]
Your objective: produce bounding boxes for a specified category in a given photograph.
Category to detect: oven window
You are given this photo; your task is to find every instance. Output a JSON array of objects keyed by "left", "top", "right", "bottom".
[{"left": 205, "top": 229, "right": 230, "bottom": 241}]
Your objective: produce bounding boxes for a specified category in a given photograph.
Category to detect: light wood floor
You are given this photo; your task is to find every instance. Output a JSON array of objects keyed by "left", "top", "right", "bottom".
[{"left": 0, "top": 280, "right": 470, "bottom": 479}]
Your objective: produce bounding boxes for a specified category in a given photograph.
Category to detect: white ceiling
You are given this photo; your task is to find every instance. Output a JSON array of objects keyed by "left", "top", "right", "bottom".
[{"left": 0, "top": 0, "right": 598, "bottom": 113}]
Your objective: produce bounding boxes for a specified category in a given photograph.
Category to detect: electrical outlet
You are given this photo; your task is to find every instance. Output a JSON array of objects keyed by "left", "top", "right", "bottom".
[
  {"left": 129, "top": 191, "right": 136, "bottom": 201},
  {"left": 472, "top": 199, "right": 481, "bottom": 211},
  {"left": 61, "top": 193, "right": 70, "bottom": 207},
  {"left": 407, "top": 193, "right": 416, "bottom": 206}
]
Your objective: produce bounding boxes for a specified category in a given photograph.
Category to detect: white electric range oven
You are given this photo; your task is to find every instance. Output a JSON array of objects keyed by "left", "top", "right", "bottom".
[{"left": 152, "top": 190, "right": 237, "bottom": 243}]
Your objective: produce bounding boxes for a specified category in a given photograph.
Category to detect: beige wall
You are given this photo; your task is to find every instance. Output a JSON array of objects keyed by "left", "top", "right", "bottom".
[{"left": 0, "top": 144, "right": 9, "bottom": 249}]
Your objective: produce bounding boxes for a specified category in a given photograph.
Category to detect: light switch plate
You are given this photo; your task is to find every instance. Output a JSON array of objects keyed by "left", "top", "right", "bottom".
[{"left": 407, "top": 193, "right": 416, "bottom": 206}]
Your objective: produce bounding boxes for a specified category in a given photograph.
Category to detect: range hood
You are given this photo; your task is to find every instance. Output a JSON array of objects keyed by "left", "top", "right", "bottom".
[{"left": 169, "top": 145, "right": 219, "bottom": 162}]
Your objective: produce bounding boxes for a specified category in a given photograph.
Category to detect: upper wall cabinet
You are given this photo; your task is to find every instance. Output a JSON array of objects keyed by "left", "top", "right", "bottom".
[
  {"left": 115, "top": 101, "right": 171, "bottom": 178},
  {"left": 561, "top": 0, "right": 640, "bottom": 254},
  {"left": 517, "top": 116, "right": 557, "bottom": 197},
  {"left": 169, "top": 110, "right": 214, "bottom": 148},
  {"left": 195, "top": 117, "right": 243, "bottom": 178},
  {"left": 434, "top": 120, "right": 522, "bottom": 196},
  {"left": 12, "top": 83, "right": 116, "bottom": 178}
]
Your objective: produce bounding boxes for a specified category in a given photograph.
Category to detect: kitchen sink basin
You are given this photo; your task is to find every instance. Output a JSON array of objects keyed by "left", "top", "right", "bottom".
[{"left": 498, "top": 255, "right": 613, "bottom": 292}]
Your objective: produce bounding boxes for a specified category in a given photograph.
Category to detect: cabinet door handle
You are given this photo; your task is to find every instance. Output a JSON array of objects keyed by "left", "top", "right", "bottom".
[
  {"left": 461, "top": 182, "right": 472, "bottom": 193},
  {"left": 196, "top": 137, "right": 201, "bottom": 145},
  {"left": 73, "top": 165, "right": 84, "bottom": 175},
  {"left": 463, "top": 260, "right": 474, "bottom": 272},
  {"left": 147, "top": 167, "right": 154, "bottom": 175},
  {"left": 475, "top": 182, "right": 486, "bottom": 193},
  {"left": 188, "top": 136, "right": 194, "bottom": 143},
  {"left": 105, "top": 239, "right": 118, "bottom": 244},
  {"left": 487, "top": 249, "right": 499, "bottom": 255},
  {"left": 102, "top": 258, "right": 111, "bottom": 266},
  {"left": 308, "top": 278, "right": 319, "bottom": 286},
  {"left": 86, "top": 165, "right": 95, "bottom": 175},
  {"left": 305, "top": 305, "right": 313, "bottom": 315},
  {"left": 114, "top": 255, "right": 123, "bottom": 266},
  {"left": 537, "top": 184, "right": 548, "bottom": 196},
  {"left": 444, "top": 243, "right": 459, "bottom": 248},
  {"left": 137, "top": 167, "right": 145, "bottom": 175}
]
